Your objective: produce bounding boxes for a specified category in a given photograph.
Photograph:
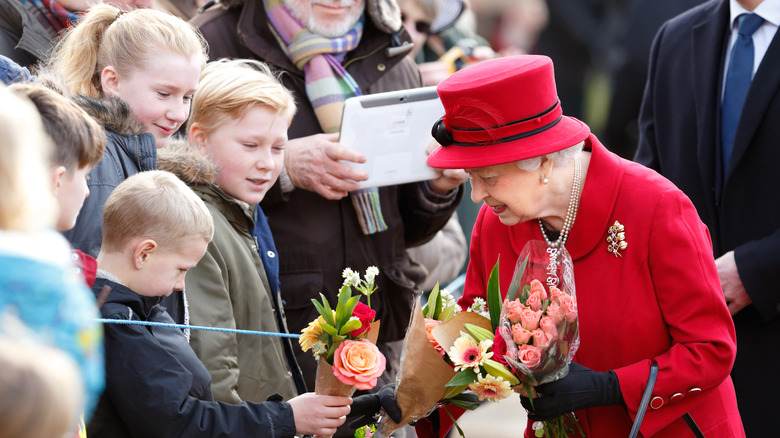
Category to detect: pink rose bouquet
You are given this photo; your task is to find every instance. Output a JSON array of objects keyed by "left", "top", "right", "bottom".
[
  {"left": 498, "top": 241, "right": 582, "bottom": 438},
  {"left": 299, "top": 267, "right": 386, "bottom": 416}
]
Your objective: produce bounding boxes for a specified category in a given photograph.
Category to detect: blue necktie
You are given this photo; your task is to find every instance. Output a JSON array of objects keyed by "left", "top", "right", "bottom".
[{"left": 721, "top": 13, "right": 763, "bottom": 177}]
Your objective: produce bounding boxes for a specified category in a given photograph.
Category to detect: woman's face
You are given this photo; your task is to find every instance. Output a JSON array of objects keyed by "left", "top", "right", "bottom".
[
  {"left": 466, "top": 162, "right": 547, "bottom": 226},
  {"left": 101, "top": 50, "right": 201, "bottom": 148}
]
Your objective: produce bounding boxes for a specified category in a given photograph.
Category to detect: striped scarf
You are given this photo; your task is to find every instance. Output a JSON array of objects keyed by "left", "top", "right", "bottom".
[
  {"left": 266, "top": 0, "right": 388, "bottom": 234},
  {"left": 20, "top": 0, "right": 78, "bottom": 35}
]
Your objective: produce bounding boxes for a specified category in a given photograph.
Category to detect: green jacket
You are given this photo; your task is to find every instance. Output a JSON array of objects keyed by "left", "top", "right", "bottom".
[{"left": 159, "top": 144, "right": 299, "bottom": 404}]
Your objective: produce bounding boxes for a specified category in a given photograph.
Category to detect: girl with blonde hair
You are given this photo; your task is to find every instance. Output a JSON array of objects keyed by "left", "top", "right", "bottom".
[{"left": 49, "top": 4, "right": 207, "bottom": 331}]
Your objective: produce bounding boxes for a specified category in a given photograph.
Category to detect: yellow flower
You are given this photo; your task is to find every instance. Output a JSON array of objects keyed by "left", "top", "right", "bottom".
[
  {"left": 469, "top": 373, "right": 512, "bottom": 403},
  {"left": 448, "top": 332, "right": 493, "bottom": 372},
  {"left": 299, "top": 316, "right": 326, "bottom": 352}
]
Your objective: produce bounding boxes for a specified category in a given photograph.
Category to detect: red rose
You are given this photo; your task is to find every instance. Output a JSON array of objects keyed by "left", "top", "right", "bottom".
[
  {"left": 492, "top": 328, "right": 510, "bottom": 367},
  {"left": 350, "top": 302, "right": 376, "bottom": 337}
]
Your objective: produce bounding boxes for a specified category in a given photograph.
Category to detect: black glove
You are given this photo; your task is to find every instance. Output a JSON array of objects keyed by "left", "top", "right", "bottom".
[
  {"left": 349, "top": 384, "right": 402, "bottom": 429},
  {"left": 520, "top": 362, "right": 624, "bottom": 421}
]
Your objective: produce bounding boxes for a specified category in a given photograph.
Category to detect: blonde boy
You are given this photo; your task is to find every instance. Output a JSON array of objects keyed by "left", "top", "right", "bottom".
[
  {"left": 161, "top": 58, "right": 302, "bottom": 405},
  {"left": 91, "top": 170, "right": 350, "bottom": 437}
]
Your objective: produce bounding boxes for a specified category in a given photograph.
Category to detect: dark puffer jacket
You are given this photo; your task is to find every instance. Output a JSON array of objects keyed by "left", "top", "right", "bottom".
[{"left": 89, "top": 278, "right": 297, "bottom": 438}]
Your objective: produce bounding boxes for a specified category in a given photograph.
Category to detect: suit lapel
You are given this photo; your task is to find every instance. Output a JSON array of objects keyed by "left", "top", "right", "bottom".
[
  {"left": 691, "top": 0, "right": 729, "bottom": 211},
  {"left": 727, "top": 26, "right": 780, "bottom": 178}
]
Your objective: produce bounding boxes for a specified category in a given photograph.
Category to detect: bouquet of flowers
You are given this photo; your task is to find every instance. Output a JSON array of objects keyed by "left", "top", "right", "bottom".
[
  {"left": 375, "top": 284, "right": 483, "bottom": 437},
  {"left": 495, "top": 241, "right": 582, "bottom": 437},
  {"left": 299, "top": 267, "right": 386, "bottom": 403}
]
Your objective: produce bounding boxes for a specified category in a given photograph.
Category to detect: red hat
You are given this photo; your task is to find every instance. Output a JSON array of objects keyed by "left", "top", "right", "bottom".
[{"left": 427, "top": 55, "right": 590, "bottom": 169}]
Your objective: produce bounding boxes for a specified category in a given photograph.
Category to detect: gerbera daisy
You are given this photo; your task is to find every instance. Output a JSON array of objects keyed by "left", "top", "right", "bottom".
[
  {"left": 449, "top": 332, "right": 493, "bottom": 372},
  {"left": 469, "top": 373, "right": 513, "bottom": 403},
  {"left": 299, "top": 316, "right": 326, "bottom": 352}
]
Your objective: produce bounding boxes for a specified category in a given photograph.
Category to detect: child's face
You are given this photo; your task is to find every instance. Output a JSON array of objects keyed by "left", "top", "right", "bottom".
[
  {"left": 199, "top": 106, "right": 288, "bottom": 205},
  {"left": 54, "top": 165, "right": 91, "bottom": 232},
  {"left": 132, "top": 238, "right": 209, "bottom": 297},
  {"left": 105, "top": 50, "right": 201, "bottom": 148}
]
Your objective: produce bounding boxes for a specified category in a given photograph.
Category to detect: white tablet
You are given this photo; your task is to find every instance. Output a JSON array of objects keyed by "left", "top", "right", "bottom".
[{"left": 339, "top": 86, "right": 443, "bottom": 189}]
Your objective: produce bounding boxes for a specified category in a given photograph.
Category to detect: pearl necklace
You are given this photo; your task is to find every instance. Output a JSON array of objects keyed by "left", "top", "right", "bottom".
[{"left": 538, "top": 155, "right": 582, "bottom": 249}]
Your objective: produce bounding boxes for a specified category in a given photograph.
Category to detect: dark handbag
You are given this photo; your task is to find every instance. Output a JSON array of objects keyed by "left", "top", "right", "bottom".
[{"left": 628, "top": 362, "right": 705, "bottom": 438}]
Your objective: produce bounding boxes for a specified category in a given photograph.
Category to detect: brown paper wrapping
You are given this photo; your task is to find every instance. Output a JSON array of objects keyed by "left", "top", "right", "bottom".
[
  {"left": 314, "top": 320, "right": 381, "bottom": 437},
  {"left": 377, "top": 298, "right": 457, "bottom": 436},
  {"left": 314, "top": 320, "right": 382, "bottom": 397}
]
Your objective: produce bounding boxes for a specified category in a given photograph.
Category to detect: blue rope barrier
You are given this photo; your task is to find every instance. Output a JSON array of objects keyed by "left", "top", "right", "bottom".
[{"left": 98, "top": 318, "right": 300, "bottom": 339}]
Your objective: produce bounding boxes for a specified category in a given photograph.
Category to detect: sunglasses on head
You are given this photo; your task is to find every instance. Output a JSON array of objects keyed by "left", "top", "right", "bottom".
[{"left": 401, "top": 13, "right": 432, "bottom": 34}]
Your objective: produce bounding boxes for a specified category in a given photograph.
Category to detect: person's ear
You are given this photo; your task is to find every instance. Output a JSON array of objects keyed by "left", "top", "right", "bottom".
[
  {"left": 540, "top": 157, "right": 555, "bottom": 177},
  {"left": 52, "top": 165, "right": 67, "bottom": 195},
  {"left": 189, "top": 122, "right": 209, "bottom": 156},
  {"left": 101, "top": 65, "right": 121, "bottom": 98},
  {"left": 132, "top": 239, "right": 158, "bottom": 270}
]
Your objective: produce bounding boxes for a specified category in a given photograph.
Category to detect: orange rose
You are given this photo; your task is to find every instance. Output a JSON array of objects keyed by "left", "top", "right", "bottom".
[
  {"left": 424, "top": 318, "right": 445, "bottom": 357},
  {"left": 332, "top": 340, "right": 386, "bottom": 390}
]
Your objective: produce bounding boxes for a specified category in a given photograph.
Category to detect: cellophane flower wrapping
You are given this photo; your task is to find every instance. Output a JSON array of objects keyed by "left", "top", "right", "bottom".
[
  {"left": 496, "top": 240, "right": 583, "bottom": 438},
  {"left": 499, "top": 240, "right": 580, "bottom": 386}
]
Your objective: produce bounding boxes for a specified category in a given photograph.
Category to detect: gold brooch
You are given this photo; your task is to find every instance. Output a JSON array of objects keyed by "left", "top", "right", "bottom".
[{"left": 607, "top": 221, "right": 627, "bottom": 257}]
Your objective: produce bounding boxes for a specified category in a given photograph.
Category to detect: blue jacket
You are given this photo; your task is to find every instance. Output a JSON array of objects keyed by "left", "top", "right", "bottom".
[{"left": 0, "top": 231, "right": 104, "bottom": 418}]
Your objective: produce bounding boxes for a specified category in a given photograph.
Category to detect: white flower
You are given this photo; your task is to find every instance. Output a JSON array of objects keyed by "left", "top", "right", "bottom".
[
  {"left": 365, "top": 266, "right": 379, "bottom": 285},
  {"left": 469, "top": 297, "right": 490, "bottom": 318},
  {"left": 312, "top": 341, "right": 328, "bottom": 360},
  {"left": 441, "top": 288, "right": 458, "bottom": 308},
  {"left": 342, "top": 268, "right": 360, "bottom": 288}
]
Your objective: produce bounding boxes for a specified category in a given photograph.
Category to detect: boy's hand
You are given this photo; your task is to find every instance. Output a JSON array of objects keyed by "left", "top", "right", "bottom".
[{"left": 289, "top": 393, "right": 352, "bottom": 436}]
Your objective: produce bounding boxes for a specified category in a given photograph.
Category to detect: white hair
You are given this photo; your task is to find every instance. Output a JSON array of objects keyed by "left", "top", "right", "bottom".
[{"left": 514, "top": 141, "right": 585, "bottom": 171}]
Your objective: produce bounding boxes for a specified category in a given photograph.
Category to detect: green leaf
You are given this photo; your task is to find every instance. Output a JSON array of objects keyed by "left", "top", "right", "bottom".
[
  {"left": 441, "top": 392, "right": 481, "bottom": 410},
  {"left": 342, "top": 296, "right": 360, "bottom": 325},
  {"left": 311, "top": 297, "right": 334, "bottom": 327},
  {"left": 320, "top": 322, "right": 339, "bottom": 337},
  {"left": 506, "top": 255, "right": 528, "bottom": 302},
  {"left": 443, "top": 405, "right": 466, "bottom": 438},
  {"left": 319, "top": 293, "right": 335, "bottom": 327},
  {"left": 487, "top": 258, "right": 502, "bottom": 332},
  {"left": 423, "top": 282, "right": 441, "bottom": 319},
  {"left": 339, "top": 318, "right": 362, "bottom": 335},
  {"left": 445, "top": 369, "right": 479, "bottom": 387},
  {"left": 441, "top": 384, "right": 469, "bottom": 400},
  {"left": 464, "top": 323, "right": 494, "bottom": 343},
  {"left": 335, "top": 285, "right": 352, "bottom": 328},
  {"left": 439, "top": 303, "right": 456, "bottom": 322}
]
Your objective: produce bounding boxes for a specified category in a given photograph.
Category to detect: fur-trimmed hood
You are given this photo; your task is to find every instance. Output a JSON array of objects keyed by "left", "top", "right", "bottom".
[
  {"left": 211, "top": 0, "right": 401, "bottom": 34},
  {"left": 157, "top": 138, "right": 218, "bottom": 186},
  {"left": 73, "top": 95, "right": 146, "bottom": 137}
]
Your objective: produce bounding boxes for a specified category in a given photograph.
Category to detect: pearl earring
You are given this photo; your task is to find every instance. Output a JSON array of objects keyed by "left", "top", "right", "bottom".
[{"left": 540, "top": 175, "right": 549, "bottom": 184}]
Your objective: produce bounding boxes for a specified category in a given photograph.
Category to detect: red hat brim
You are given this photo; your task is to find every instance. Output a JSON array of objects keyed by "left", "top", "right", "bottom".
[{"left": 427, "top": 115, "right": 590, "bottom": 169}]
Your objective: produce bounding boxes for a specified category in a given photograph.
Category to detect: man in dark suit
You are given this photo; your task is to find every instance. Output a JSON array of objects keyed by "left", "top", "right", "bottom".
[{"left": 635, "top": 0, "right": 779, "bottom": 435}]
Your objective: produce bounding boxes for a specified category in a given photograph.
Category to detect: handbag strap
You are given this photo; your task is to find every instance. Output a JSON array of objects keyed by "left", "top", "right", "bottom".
[
  {"left": 627, "top": 362, "right": 706, "bottom": 438},
  {"left": 629, "top": 361, "right": 658, "bottom": 438}
]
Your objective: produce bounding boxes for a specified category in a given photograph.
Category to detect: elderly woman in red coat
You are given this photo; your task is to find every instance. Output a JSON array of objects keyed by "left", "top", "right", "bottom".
[{"left": 420, "top": 55, "right": 744, "bottom": 437}]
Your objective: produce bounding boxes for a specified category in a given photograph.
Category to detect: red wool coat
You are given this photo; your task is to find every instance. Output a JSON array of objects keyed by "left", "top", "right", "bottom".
[{"left": 419, "top": 136, "right": 744, "bottom": 437}]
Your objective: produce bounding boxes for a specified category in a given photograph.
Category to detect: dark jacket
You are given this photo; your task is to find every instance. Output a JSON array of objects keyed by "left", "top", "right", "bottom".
[
  {"left": 89, "top": 278, "right": 297, "bottom": 438},
  {"left": 191, "top": 1, "right": 463, "bottom": 390},
  {"left": 62, "top": 97, "right": 185, "bottom": 324},
  {"left": 0, "top": 0, "right": 56, "bottom": 66},
  {"left": 635, "top": 0, "right": 780, "bottom": 435},
  {"left": 159, "top": 142, "right": 305, "bottom": 404}
]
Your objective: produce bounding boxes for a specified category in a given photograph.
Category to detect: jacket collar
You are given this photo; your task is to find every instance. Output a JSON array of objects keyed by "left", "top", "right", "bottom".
[
  {"left": 508, "top": 135, "right": 624, "bottom": 262},
  {"left": 94, "top": 277, "right": 162, "bottom": 320},
  {"left": 196, "top": 184, "right": 255, "bottom": 233}
]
